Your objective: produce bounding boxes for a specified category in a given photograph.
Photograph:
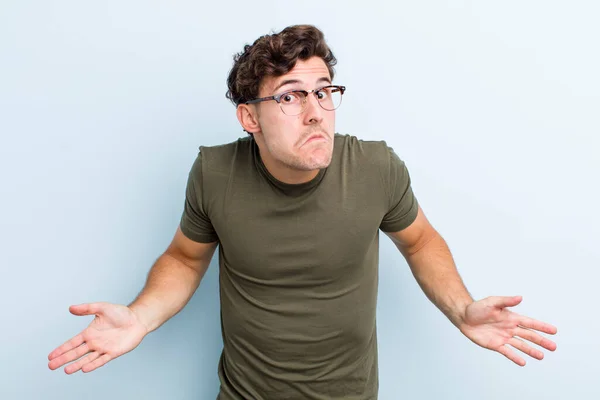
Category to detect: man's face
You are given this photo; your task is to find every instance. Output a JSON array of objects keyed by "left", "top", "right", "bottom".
[{"left": 252, "top": 57, "right": 336, "bottom": 173}]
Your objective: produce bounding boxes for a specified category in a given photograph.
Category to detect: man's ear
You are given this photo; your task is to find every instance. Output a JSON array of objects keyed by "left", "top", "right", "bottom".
[{"left": 236, "top": 104, "right": 262, "bottom": 134}]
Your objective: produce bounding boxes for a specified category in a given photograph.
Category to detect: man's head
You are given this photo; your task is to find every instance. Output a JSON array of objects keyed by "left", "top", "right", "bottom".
[{"left": 226, "top": 25, "right": 343, "bottom": 183}]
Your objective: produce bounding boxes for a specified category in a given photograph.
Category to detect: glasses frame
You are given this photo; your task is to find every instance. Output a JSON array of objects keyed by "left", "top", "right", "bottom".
[{"left": 244, "top": 85, "right": 346, "bottom": 115}]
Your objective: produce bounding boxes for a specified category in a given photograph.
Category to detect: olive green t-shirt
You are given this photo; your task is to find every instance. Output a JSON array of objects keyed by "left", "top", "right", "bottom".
[{"left": 180, "top": 133, "right": 418, "bottom": 400}]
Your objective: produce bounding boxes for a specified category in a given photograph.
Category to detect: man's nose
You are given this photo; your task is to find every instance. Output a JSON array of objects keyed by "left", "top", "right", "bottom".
[{"left": 303, "top": 93, "right": 324, "bottom": 124}]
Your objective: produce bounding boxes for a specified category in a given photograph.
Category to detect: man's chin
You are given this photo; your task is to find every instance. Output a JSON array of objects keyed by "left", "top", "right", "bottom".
[
  {"left": 304, "top": 156, "right": 332, "bottom": 171},
  {"left": 289, "top": 146, "right": 333, "bottom": 171}
]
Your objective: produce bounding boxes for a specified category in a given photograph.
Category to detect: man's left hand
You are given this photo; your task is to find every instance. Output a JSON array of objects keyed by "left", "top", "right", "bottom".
[{"left": 459, "top": 295, "right": 558, "bottom": 366}]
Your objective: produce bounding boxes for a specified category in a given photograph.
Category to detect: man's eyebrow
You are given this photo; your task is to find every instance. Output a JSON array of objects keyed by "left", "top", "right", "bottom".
[
  {"left": 316, "top": 77, "right": 332, "bottom": 86},
  {"left": 272, "top": 76, "right": 332, "bottom": 94},
  {"left": 272, "top": 79, "right": 302, "bottom": 93}
]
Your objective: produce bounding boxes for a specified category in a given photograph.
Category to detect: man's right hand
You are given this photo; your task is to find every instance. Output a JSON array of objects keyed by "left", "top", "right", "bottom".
[{"left": 48, "top": 302, "right": 149, "bottom": 374}]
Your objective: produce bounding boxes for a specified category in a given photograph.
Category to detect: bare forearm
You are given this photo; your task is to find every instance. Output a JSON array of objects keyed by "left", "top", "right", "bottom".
[
  {"left": 129, "top": 253, "right": 206, "bottom": 333},
  {"left": 402, "top": 232, "right": 473, "bottom": 328}
]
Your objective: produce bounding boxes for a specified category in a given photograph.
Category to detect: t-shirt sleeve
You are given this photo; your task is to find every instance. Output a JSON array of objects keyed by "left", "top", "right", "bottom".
[
  {"left": 379, "top": 146, "right": 419, "bottom": 232},
  {"left": 179, "top": 151, "right": 219, "bottom": 243}
]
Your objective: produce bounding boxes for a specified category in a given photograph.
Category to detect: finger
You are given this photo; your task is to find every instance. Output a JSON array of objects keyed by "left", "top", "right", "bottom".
[
  {"left": 518, "top": 315, "right": 558, "bottom": 335},
  {"left": 64, "top": 351, "right": 101, "bottom": 375},
  {"left": 69, "top": 303, "right": 105, "bottom": 316},
  {"left": 508, "top": 337, "right": 544, "bottom": 360},
  {"left": 489, "top": 295, "right": 523, "bottom": 308},
  {"left": 515, "top": 327, "right": 558, "bottom": 351},
  {"left": 81, "top": 353, "right": 112, "bottom": 373},
  {"left": 48, "top": 333, "right": 84, "bottom": 361},
  {"left": 496, "top": 344, "right": 526, "bottom": 366},
  {"left": 48, "top": 343, "right": 90, "bottom": 370}
]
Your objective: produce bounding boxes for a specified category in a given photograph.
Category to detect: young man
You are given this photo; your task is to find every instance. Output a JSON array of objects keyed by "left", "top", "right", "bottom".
[{"left": 48, "top": 25, "right": 558, "bottom": 399}]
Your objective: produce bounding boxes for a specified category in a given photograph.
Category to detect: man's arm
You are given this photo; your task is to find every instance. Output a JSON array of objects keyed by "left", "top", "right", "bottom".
[
  {"left": 384, "top": 205, "right": 558, "bottom": 365},
  {"left": 129, "top": 226, "right": 218, "bottom": 332},
  {"left": 48, "top": 226, "right": 218, "bottom": 374},
  {"left": 384, "top": 205, "right": 473, "bottom": 328}
]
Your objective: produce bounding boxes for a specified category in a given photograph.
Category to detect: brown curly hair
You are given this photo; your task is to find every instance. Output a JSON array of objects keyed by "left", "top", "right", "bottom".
[{"left": 225, "top": 24, "right": 337, "bottom": 107}]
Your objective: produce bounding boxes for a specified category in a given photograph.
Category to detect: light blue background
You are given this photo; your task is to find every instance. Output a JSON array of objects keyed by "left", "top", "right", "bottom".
[{"left": 1, "top": 1, "right": 598, "bottom": 399}]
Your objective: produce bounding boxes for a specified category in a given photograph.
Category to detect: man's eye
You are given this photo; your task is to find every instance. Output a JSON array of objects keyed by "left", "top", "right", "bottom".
[
  {"left": 282, "top": 93, "right": 299, "bottom": 103},
  {"left": 316, "top": 89, "right": 330, "bottom": 99}
]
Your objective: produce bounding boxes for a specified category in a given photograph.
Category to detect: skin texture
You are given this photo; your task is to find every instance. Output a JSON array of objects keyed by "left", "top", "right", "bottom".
[{"left": 236, "top": 56, "right": 336, "bottom": 184}]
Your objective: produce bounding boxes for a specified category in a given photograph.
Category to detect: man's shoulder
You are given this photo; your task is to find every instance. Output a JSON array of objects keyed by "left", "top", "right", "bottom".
[
  {"left": 197, "top": 136, "right": 254, "bottom": 171},
  {"left": 199, "top": 135, "right": 253, "bottom": 156},
  {"left": 334, "top": 133, "right": 393, "bottom": 163},
  {"left": 335, "top": 132, "right": 390, "bottom": 148}
]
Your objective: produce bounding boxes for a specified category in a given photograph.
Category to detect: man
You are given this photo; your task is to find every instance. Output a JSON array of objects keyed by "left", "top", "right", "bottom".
[{"left": 48, "top": 25, "right": 558, "bottom": 399}]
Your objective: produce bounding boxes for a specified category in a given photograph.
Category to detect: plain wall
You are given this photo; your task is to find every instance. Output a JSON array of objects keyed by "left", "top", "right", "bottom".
[{"left": 1, "top": 1, "right": 598, "bottom": 399}]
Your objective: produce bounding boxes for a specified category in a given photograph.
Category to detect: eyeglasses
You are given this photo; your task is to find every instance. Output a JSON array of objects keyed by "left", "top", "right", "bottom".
[{"left": 244, "top": 85, "right": 346, "bottom": 116}]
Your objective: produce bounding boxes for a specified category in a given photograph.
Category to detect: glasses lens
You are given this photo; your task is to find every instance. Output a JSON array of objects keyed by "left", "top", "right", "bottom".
[
  {"left": 279, "top": 86, "right": 345, "bottom": 115},
  {"left": 280, "top": 91, "right": 306, "bottom": 116},
  {"left": 317, "top": 86, "right": 343, "bottom": 111}
]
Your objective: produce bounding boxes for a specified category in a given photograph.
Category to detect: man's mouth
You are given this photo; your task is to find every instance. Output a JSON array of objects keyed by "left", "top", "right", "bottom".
[{"left": 303, "top": 133, "right": 327, "bottom": 145}]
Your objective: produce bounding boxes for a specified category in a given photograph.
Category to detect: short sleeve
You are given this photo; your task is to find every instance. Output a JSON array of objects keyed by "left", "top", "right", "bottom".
[
  {"left": 179, "top": 151, "right": 219, "bottom": 243},
  {"left": 379, "top": 147, "right": 419, "bottom": 232}
]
